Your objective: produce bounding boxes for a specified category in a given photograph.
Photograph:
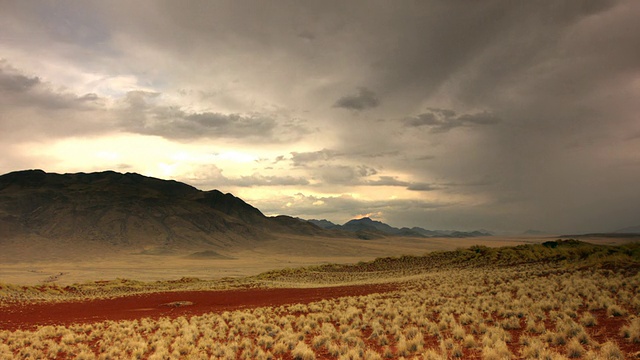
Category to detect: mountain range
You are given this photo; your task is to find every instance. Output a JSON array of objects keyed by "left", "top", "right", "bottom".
[
  {"left": 308, "top": 217, "right": 492, "bottom": 239},
  {"left": 0, "top": 170, "right": 331, "bottom": 256},
  {"left": 2, "top": 169, "right": 635, "bottom": 262},
  {"left": 0, "top": 169, "right": 535, "bottom": 261}
]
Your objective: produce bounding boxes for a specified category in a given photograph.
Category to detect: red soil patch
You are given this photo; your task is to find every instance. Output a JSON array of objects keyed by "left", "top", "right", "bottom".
[
  {"left": 590, "top": 309, "right": 640, "bottom": 356},
  {"left": 0, "top": 283, "right": 395, "bottom": 331}
]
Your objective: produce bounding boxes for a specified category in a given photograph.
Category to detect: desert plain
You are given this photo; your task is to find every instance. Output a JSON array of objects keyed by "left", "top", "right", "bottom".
[
  {"left": 2, "top": 234, "right": 640, "bottom": 359},
  {"left": 1, "top": 234, "right": 537, "bottom": 286}
]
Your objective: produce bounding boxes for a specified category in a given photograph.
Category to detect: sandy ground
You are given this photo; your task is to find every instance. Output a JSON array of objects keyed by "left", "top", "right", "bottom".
[{"left": 0, "top": 235, "right": 548, "bottom": 285}]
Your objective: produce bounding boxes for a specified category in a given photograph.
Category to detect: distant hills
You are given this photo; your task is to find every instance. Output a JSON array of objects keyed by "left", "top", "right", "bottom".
[
  {"left": 614, "top": 225, "right": 640, "bottom": 234},
  {"left": 523, "top": 229, "right": 549, "bottom": 236},
  {"left": 558, "top": 225, "right": 640, "bottom": 239},
  {"left": 308, "top": 217, "right": 492, "bottom": 239}
]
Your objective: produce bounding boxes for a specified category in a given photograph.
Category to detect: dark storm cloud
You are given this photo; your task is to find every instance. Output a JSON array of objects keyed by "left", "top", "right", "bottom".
[
  {"left": 0, "top": 62, "right": 309, "bottom": 144},
  {"left": 297, "top": 30, "right": 316, "bottom": 41},
  {"left": 360, "top": 150, "right": 401, "bottom": 159},
  {"left": 1, "top": 1, "right": 111, "bottom": 49},
  {"left": 407, "top": 183, "right": 436, "bottom": 192},
  {"left": 314, "top": 165, "right": 377, "bottom": 185},
  {"left": 154, "top": 112, "right": 278, "bottom": 139},
  {"left": 0, "top": 61, "right": 112, "bottom": 140},
  {"left": 289, "top": 148, "right": 403, "bottom": 167},
  {"left": 0, "top": 62, "right": 102, "bottom": 111},
  {"left": 333, "top": 88, "right": 380, "bottom": 111},
  {"left": 362, "top": 176, "right": 437, "bottom": 192},
  {"left": 0, "top": 64, "right": 41, "bottom": 92},
  {"left": 77, "top": 93, "right": 100, "bottom": 102},
  {"left": 120, "top": 91, "right": 310, "bottom": 142},
  {"left": 180, "top": 164, "right": 309, "bottom": 189},
  {"left": 363, "top": 1, "right": 621, "bottom": 103},
  {"left": 365, "top": 176, "right": 408, "bottom": 187},
  {"left": 310, "top": 165, "right": 432, "bottom": 190},
  {"left": 404, "top": 108, "right": 501, "bottom": 133},
  {"left": 290, "top": 149, "right": 343, "bottom": 166},
  {"left": 234, "top": 174, "right": 310, "bottom": 187}
]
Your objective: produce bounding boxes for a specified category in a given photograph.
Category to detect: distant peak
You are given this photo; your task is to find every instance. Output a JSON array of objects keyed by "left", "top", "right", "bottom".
[
  {"left": 1, "top": 169, "right": 46, "bottom": 177},
  {"left": 0, "top": 169, "right": 48, "bottom": 186},
  {"left": 350, "top": 217, "right": 374, "bottom": 222},
  {"left": 348, "top": 217, "right": 390, "bottom": 225},
  {"left": 14, "top": 169, "right": 46, "bottom": 174}
]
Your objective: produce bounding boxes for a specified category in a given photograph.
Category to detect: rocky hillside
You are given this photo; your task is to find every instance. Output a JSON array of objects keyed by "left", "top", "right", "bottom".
[{"left": 0, "top": 170, "right": 328, "bottom": 253}]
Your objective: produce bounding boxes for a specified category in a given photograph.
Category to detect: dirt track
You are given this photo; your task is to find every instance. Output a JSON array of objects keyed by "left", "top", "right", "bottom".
[{"left": 0, "top": 284, "right": 396, "bottom": 331}]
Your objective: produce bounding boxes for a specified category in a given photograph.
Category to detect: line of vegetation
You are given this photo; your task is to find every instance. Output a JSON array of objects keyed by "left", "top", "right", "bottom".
[
  {"left": 1, "top": 240, "right": 638, "bottom": 304},
  {"left": 256, "top": 240, "right": 640, "bottom": 282}
]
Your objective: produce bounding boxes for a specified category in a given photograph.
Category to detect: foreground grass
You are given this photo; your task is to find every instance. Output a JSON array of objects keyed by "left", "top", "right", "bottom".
[{"left": 1, "top": 240, "right": 639, "bottom": 359}]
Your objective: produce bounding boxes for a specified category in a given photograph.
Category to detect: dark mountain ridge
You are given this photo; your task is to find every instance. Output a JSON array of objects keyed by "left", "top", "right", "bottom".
[
  {"left": 614, "top": 225, "right": 640, "bottom": 234},
  {"left": 0, "top": 170, "right": 328, "bottom": 253},
  {"left": 308, "top": 217, "right": 492, "bottom": 238}
]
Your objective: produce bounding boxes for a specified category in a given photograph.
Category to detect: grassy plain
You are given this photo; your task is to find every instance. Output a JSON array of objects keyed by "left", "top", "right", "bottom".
[
  {"left": 1, "top": 238, "right": 639, "bottom": 359},
  {"left": 0, "top": 235, "right": 541, "bottom": 286}
]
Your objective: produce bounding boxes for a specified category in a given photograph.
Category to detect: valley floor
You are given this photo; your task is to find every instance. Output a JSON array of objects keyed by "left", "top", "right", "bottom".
[
  {"left": 1, "top": 239, "right": 639, "bottom": 359},
  {"left": 0, "top": 235, "right": 541, "bottom": 286}
]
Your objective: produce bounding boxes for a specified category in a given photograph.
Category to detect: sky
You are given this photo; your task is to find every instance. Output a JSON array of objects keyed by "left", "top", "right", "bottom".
[{"left": 1, "top": 1, "right": 639, "bottom": 234}]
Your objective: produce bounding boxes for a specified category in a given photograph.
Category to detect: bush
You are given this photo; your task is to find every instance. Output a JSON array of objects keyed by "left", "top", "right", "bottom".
[
  {"left": 607, "top": 304, "right": 627, "bottom": 317},
  {"left": 566, "top": 338, "right": 585, "bottom": 358},
  {"left": 291, "top": 341, "right": 315, "bottom": 360},
  {"left": 620, "top": 317, "right": 640, "bottom": 343},
  {"left": 599, "top": 341, "right": 624, "bottom": 360},
  {"left": 580, "top": 312, "right": 597, "bottom": 327}
]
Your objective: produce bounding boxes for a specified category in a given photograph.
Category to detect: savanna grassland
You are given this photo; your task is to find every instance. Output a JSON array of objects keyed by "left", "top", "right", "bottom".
[{"left": 1, "top": 240, "right": 639, "bottom": 359}]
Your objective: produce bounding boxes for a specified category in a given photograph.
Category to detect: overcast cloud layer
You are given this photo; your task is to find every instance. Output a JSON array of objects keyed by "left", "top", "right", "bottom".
[{"left": 1, "top": 0, "right": 639, "bottom": 233}]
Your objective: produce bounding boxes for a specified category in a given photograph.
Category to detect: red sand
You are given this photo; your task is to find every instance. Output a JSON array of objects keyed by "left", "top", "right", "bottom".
[{"left": 0, "top": 283, "right": 396, "bottom": 331}]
